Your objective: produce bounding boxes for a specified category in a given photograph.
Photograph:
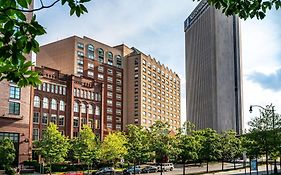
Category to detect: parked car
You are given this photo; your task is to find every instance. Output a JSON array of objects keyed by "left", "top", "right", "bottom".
[
  {"left": 141, "top": 166, "right": 158, "bottom": 173},
  {"left": 156, "top": 163, "right": 174, "bottom": 172},
  {"left": 94, "top": 167, "right": 115, "bottom": 175},
  {"left": 123, "top": 166, "right": 142, "bottom": 174}
]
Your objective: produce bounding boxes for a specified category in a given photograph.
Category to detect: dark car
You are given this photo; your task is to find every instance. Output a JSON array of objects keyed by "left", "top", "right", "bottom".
[
  {"left": 94, "top": 167, "right": 115, "bottom": 175},
  {"left": 141, "top": 166, "right": 158, "bottom": 173},
  {"left": 123, "top": 166, "right": 142, "bottom": 174}
]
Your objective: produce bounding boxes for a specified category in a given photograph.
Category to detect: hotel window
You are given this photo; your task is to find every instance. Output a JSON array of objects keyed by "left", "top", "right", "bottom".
[
  {"left": 142, "top": 60, "right": 146, "bottom": 65},
  {"left": 107, "top": 84, "right": 113, "bottom": 91},
  {"left": 98, "top": 48, "right": 104, "bottom": 63},
  {"left": 88, "top": 63, "right": 94, "bottom": 69},
  {"left": 107, "top": 92, "right": 113, "bottom": 98},
  {"left": 43, "top": 83, "right": 46, "bottom": 91},
  {"left": 33, "top": 112, "right": 40, "bottom": 124},
  {"left": 58, "top": 115, "right": 65, "bottom": 126},
  {"left": 73, "top": 117, "right": 79, "bottom": 128},
  {"left": 59, "top": 100, "right": 65, "bottom": 111},
  {"left": 55, "top": 85, "right": 58, "bottom": 94},
  {"left": 34, "top": 96, "right": 40, "bottom": 108},
  {"left": 77, "top": 42, "right": 84, "bottom": 49},
  {"left": 107, "top": 76, "right": 113, "bottom": 83},
  {"left": 74, "top": 101, "right": 79, "bottom": 113},
  {"left": 95, "top": 106, "right": 100, "bottom": 115},
  {"left": 116, "top": 124, "right": 121, "bottom": 130},
  {"left": 62, "top": 87, "right": 66, "bottom": 95},
  {"left": 43, "top": 97, "right": 49, "bottom": 109},
  {"left": 81, "top": 103, "right": 86, "bottom": 114},
  {"left": 82, "top": 118, "right": 87, "bottom": 125},
  {"left": 107, "top": 107, "right": 112, "bottom": 114},
  {"left": 116, "top": 55, "right": 122, "bottom": 68},
  {"left": 107, "top": 52, "right": 113, "bottom": 65},
  {"left": 51, "top": 99, "right": 57, "bottom": 110},
  {"left": 116, "top": 94, "right": 122, "bottom": 100},
  {"left": 116, "top": 79, "right": 122, "bottom": 85},
  {"left": 107, "top": 99, "right": 113, "bottom": 106},
  {"left": 87, "top": 44, "right": 94, "bottom": 60},
  {"left": 116, "top": 109, "right": 121, "bottom": 115},
  {"left": 116, "top": 86, "right": 121, "bottom": 92},
  {"left": 38, "top": 84, "right": 42, "bottom": 90},
  {"left": 116, "top": 101, "right": 122, "bottom": 107},
  {"left": 77, "top": 51, "right": 84, "bottom": 57},
  {"left": 116, "top": 71, "right": 122, "bottom": 77},
  {"left": 42, "top": 113, "right": 48, "bottom": 125},
  {"left": 107, "top": 68, "right": 113, "bottom": 75},
  {"left": 107, "top": 115, "right": 112, "bottom": 122},
  {"left": 51, "top": 84, "right": 54, "bottom": 93},
  {"left": 9, "top": 86, "right": 20, "bottom": 99},
  {"left": 77, "top": 66, "right": 83, "bottom": 74},
  {"left": 98, "top": 66, "right": 104, "bottom": 72},
  {"left": 88, "top": 70, "right": 94, "bottom": 77},
  {"left": 89, "top": 119, "right": 94, "bottom": 128},
  {"left": 33, "top": 128, "right": 39, "bottom": 141},
  {"left": 98, "top": 74, "right": 104, "bottom": 80},
  {"left": 50, "top": 114, "right": 57, "bottom": 124},
  {"left": 88, "top": 105, "right": 94, "bottom": 114},
  {"left": 116, "top": 117, "right": 121, "bottom": 123},
  {"left": 59, "top": 86, "right": 62, "bottom": 94},
  {"left": 107, "top": 123, "right": 112, "bottom": 129},
  {"left": 46, "top": 83, "right": 50, "bottom": 92}
]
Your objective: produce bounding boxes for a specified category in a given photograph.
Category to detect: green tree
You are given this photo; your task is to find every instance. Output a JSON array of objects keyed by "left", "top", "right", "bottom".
[
  {"left": 220, "top": 130, "right": 242, "bottom": 170},
  {"left": 97, "top": 132, "right": 128, "bottom": 166},
  {"left": 0, "top": 0, "right": 91, "bottom": 87},
  {"left": 72, "top": 125, "right": 98, "bottom": 173},
  {"left": 37, "top": 123, "right": 69, "bottom": 174},
  {"left": 195, "top": 0, "right": 281, "bottom": 20},
  {"left": 194, "top": 128, "right": 222, "bottom": 173},
  {"left": 126, "top": 125, "right": 150, "bottom": 165},
  {"left": 0, "top": 138, "right": 16, "bottom": 169}
]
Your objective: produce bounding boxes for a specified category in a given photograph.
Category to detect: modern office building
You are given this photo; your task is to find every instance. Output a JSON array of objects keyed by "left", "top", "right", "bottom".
[
  {"left": 0, "top": 1, "right": 34, "bottom": 165},
  {"left": 36, "top": 36, "right": 124, "bottom": 137},
  {"left": 32, "top": 66, "right": 102, "bottom": 142},
  {"left": 115, "top": 46, "right": 181, "bottom": 131},
  {"left": 184, "top": 0, "right": 243, "bottom": 134}
]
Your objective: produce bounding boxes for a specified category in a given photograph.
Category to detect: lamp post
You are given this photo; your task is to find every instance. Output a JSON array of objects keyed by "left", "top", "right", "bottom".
[{"left": 249, "top": 104, "right": 277, "bottom": 174}]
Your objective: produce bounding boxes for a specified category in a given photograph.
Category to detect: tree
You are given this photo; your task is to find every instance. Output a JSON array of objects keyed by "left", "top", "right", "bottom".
[
  {"left": 72, "top": 125, "right": 99, "bottom": 173},
  {"left": 194, "top": 128, "right": 222, "bottom": 173},
  {"left": 196, "top": 0, "right": 281, "bottom": 20},
  {"left": 0, "top": 0, "right": 91, "bottom": 87},
  {"left": 0, "top": 138, "right": 16, "bottom": 169},
  {"left": 97, "top": 132, "right": 128, "bottom": 166},
  {"left": 37, "top": 123, "right": 69, "bottom": 174},
  {"left": 220, "top": 130, "right": 242, "bottom": 170}
]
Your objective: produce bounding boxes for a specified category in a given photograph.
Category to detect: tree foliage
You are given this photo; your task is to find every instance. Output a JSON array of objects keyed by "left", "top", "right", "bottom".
[
  {"left": 97, "top": 132, "right": 128, "bottom": 165},
  {"left": 196, "top": 0, "right": 281, "bottom": 20},
  {"left": 37, "top": 123, "right": 69, "bottom": 167},
  {"left": 0, "top": 0, "right": 91, "bottom": 87},
  {"left": 72, "top": 125, "right": 98, "bottom": 166},
  {"left": 220, "top": 130, "right": 242, "bottom": 161},
  {"left": 0, "top": 138, "right": 16, "bottom": 169}
]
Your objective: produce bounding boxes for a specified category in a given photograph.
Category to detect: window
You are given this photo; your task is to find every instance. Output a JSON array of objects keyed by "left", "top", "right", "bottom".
[
  {"left": 88, "top": 70, "right": 94, "bottom": 77},
  {"left": 46, "top": 83, "right": 50, "bottom": 92},
  {"left": 107, "top": 69, "right": 113, "bottom": 75},
  {"left": 116, "top": 55, "right": 122, "bottom": 68},
  {"left": 98, "top": 48, "right": 104, "bottom": 63},
  {"left": 89, "top": 119, "right": 94, "bottom": 128},
  {"left": 81, "top": 103, "right": 86, "bottom": 114},
  {"left": 107, "top": 107, "right": 112, "bottom": 114},
  {"left": 59, "top": 100, "right": 65, "bottom": 111},
  {"left": 51, "top": 114, "right": 57, "bottom": 124},
  {"left": 107, "top": 99, "right": 113, "bottom": 106},
  {"left": 107, "top": 52, "right": 113, "bottom": 65},
  {"left": 77, "top": 51, "right": 84, "bottom": 57},
  {"left": 82, "top": 118, "right": 87, "bottom": 125},
  {"left": 34, "top": 96, "right": 40, "bottom": 108},
  {"left": 77, "top": 42, "right": 84, "bottom": 49},
  {"left": 95, "top": 119, "right": 100, "bottom": 129},
  {"left": 58, "top": 115, "right": 65, "bottom": 126},
  {"left": 107, "top": 92, "right": 113, "bottom": 98},
  {"left": 116, "top": 117, "right": 121, "bottom": 123},
  {"left": 95, "top": 106, "right": 100, "bottom": 115},
  {"left": 116, "top": 86, "right": 121, "bottom": 92},
  {"left": 98, "top": 74, "right": 104, "bottom": 80},
  {"left": 116, "top": 71, "right": 122, "bottom": 77},
  {"left": 33, "top": 128, "right": 39, "bottom": 141},
  {"left": 51, "top": 99, "right": 57, "bottom": 110},
  {"left": 87, "top": 44, "right": 94, "bottom": 60},
  {"left": 116, "top": 79, "right": 122, "bottom": 85},
  {"left": 55, "top": 85, "right": 58, "bottom": 94},
  {"left": 98, "top": 66, "right": 104, "bottom": 72},
  {"left": 88, "top": 104, "right": 94, "bottom": 114},
  {"left": 107, "top": 84, "right": 113, "bottom": 91},
  {"left": 107, "top": 115, "right": 112, "bottom": 122},
  {"left": 116, "top": 109, "right": 121, "bottom": 115},
  {"left": 42, "top": 113, "right": 48, "bottom": 125},
  {"left": 43, "top": 98, "right": 49, "bottom": 109},
  {"left": 107, "top": 76, "right": 113, "bottom": 83},
  {"left": 74, "top": 101, "right": 79, "bottom": 112},
  {"left": 116, "top": 94, "right": 122, "bottom": 100},
  {"left": 33, "top": 112, "right": 40, "bottom": 124},
  {"left": 88, "top": 63, "right": 94, "bottom": 69},
  {"left": 107, "top": 123, "right": 112, "bottom": 129},
  {"left": 116, "top": 124, "right": 121, "bottom": 130},
  {"left": 51, "top": 84, "right": 54, "bottom": 93},
  {"left": 116, "top": 101, "right": 122, "bottom": 107},
  {"left": 9, "top": 86, "right": 20, "bottom": 99},
  {"left": 77, "top": 66, "right": 83, "bottom": 74},
  {"left": 73, "top": 117, "right": 79, "bottom": 127}
]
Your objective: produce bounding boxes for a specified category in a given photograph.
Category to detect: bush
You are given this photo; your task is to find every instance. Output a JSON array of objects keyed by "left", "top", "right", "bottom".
[{"left": 5, "top": 167, "right": 16, "bottom": 175}]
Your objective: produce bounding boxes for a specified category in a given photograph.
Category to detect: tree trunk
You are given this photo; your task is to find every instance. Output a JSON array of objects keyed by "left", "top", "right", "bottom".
[
  {"left": 49, "top": 164, "right": 52, "bottom": 175},
  {"left": 256, "top": 158, "right": 259, "bottom": 175},
  {"left": 266, "top": 150, "right": 269, "bottom": 175},
  {"left": 249, "top": 157, "right": 252, "bottom": 175},
  {"left": 134, "top": 159, "right": 136, "bottom": 175},
  {"left": 221, "top": 160, "right": 224, "bottom": 171},
  {"left": 234, "top": 159, "right": 236, "bottom": 170},
  {"left": 183, "top": 161, "right": 185, "bottom": 175},
  {"left": 207, "top": 160, "right": 209, "bottom": 173}
]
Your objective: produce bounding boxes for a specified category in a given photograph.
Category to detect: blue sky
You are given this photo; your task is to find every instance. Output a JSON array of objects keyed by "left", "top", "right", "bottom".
[{"left": 36, "top": 0, "right": 281, "bottom": 129}]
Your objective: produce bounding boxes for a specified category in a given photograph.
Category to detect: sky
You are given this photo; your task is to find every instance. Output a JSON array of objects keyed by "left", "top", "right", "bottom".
[{"left": 35, "top": 0, "right": 281, "bottom": 130}]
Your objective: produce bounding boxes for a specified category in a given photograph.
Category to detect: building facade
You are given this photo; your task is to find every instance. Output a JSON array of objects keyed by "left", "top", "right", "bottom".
[
  {"left": 184, "top": 0, "right": 243, "bottom": 134},
  {"left": 0, "top": 1, "right": 34, "bottom": 165},
  {"left": 36, "top": 36, "right": 123, "bottom": 137},
  {"left": 32, "top": 67, "right": 102, "bottom": 142},
  {"left": 119, "top": 47, "right": 181, "bottom": 131}
]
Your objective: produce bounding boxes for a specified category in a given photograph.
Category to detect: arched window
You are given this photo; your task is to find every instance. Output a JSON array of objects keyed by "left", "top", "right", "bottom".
[
  {"left": 95, "top": 106, "right": 100, "bottom": 115},
  {"left": 87, "top": 44, "right": 94, "bottom": 60},
  {"left": 59, "top": 100, "right": 65, "bottom": 111},
  {"left": 81, "top": 103, "right": 86, "bottom": 114},
  {"left": 107, "top": 52, "right": 113, "bottom": 65},
  {"left": 98, "top": 48, "right": 104, "bottom": 63},
  {"left": 43, "top": 97, "right": 49, "bottom": 109},
  {"left": 116, "top": 55, "right": 122, "bottom": 68},
  {"left": 74, "top": 101, "right": 79, "bottom": 113},
  {"left": 51, "top": 99, "right": 57, "bottom": 110},
  {"left": 88, "top": 104, "right": 94, "bottom": 114},
  {"left": 34, "top": 96, "right": 40, "bottom": 108}
]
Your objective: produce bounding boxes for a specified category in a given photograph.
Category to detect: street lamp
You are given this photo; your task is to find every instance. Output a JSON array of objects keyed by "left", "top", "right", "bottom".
[{"left": 249, "top": 104, "right": 277, "bottom": 174}]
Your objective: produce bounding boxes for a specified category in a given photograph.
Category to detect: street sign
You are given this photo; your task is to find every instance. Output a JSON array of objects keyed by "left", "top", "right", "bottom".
[{"left": 251, "top": 159, "right": 257, "bottom": 170}]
